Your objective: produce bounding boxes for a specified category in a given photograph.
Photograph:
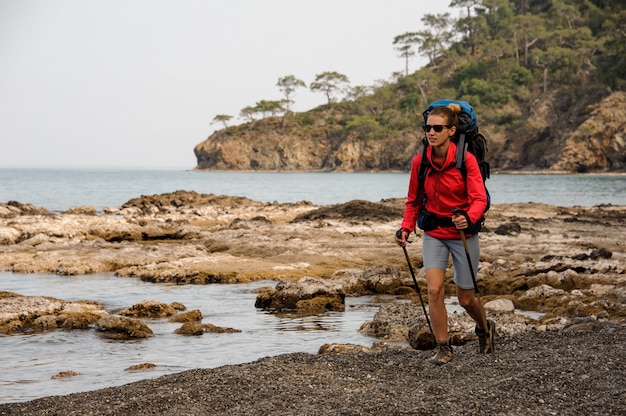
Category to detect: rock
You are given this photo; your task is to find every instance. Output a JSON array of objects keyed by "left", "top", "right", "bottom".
[
  {"left": 0, "top": 201, "right": 48, "bottom": 217},
  {"left": 169, "top": 309, "right": 202, "bottom": 323},
  {"left": 485, "top": 298, "right": 515, "bottom": 313},
  {"left": 406, "top": 318, "right": 437, "bottom": 350},
  {"left": 494, "top": 222, "right": 521, "bottom": 235},
  {"left": 317, "top": 343, "right": 372, "bottom": 354},
  {"left": 65, "top": 205, "right": 97, "bottom": 215},
  {"left": 96, "top": 315, "right": 154, "bottom": 339},
  {"left": 102, "top": 207, "right": 120, "bottom": 215},
  {"left": 359, "top": 302, "right": 424, "bottom": 341},
  {"left": 563, "top": 317, "right": 606, "bottom": 332},
  {"left": 118, "top": 300, "right": 178, "bottom": 318},
  {"left": 0, "top": 293, "right": 108, "bottom": 334},
  {"left": 125, "top": 363, "right": 157, "bottom": 371},
  {"left": 255, "top": 277, "right": 345, "bottom": 313},
  {"left": 51, "top": 371, "right": 80, "bottom": 379},
  {"left": 174, "top": 322, "right": 241, "bottom": 336},
  {"left": 590, "top": 247, "right": 612, "bottom": 260},
  {"left": 0, "top": 226, "right": 20, "bottom": 244},
  {"left": 337, "top": 265, "right": 414, "bottom": 296}
]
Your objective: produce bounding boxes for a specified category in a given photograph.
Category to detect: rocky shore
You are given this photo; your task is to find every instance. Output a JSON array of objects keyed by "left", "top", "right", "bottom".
[{"left": 1, "top": 192, "right": 625, "bottom": 414}]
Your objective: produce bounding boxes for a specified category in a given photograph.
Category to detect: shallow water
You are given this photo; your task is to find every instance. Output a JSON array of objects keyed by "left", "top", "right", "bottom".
[{"left": 0, "top": 272, "right": 388, "bottom": 403}]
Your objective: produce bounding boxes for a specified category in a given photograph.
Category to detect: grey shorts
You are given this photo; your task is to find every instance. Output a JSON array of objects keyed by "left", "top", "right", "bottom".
[{"left": 422, "top": 233, "right": 480, "bottom": 290}]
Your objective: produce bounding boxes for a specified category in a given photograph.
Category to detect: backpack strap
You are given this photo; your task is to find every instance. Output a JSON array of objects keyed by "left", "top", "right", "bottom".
[
  {"left": 456, "top": 132, "right": 468, "bottom": 180},
  {"left": 412, "top": 137, "right": 430, "bottom": 207}
]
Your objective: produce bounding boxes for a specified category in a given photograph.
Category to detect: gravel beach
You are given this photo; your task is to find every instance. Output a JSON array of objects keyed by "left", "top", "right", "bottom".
[{"left": 1, "top": 327, "right": 624, "bottom": 415}]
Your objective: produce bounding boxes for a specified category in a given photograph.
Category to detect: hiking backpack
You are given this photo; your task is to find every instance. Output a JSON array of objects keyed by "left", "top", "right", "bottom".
[{"left": 414, "top": 99, "right": 490, "bottom": 233}]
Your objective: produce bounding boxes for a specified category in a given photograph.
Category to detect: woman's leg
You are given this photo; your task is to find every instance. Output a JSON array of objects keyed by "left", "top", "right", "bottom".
[
  {"left": 450, "top": 235, "right": 486, "bottom": 330},
  {"left": 426, "top": 268, "right": 448, "bottom": 342},
  {"left": 456, "top": 286, "right": 487, "bottom": 331}
]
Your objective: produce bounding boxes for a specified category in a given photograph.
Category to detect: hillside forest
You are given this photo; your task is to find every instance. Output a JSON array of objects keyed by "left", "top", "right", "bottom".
[{"left": 197, "top": 0, "right": 626, "bottom": 173}]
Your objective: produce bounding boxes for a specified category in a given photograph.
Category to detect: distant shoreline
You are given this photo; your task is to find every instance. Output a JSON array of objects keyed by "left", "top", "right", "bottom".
[{"left": 191, "top": 167, "right": 626, "bottom": 176}]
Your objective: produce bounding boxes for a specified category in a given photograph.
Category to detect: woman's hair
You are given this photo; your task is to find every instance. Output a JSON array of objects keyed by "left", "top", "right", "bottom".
[{"left": 428, "top": 103, "right": 461, "bottom": 127}]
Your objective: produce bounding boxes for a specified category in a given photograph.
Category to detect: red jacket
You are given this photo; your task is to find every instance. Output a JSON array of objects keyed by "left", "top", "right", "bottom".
[{"left": 400, "top": 141, "right": 487, "bottom": 240}]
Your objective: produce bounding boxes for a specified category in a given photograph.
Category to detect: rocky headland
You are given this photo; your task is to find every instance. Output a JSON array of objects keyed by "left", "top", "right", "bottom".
[
  {"left": 194, "top": 91, "right": 626, "bottom": 173},
  {"left": 0, "top": 192, "right": 625, "bottom": 414}
]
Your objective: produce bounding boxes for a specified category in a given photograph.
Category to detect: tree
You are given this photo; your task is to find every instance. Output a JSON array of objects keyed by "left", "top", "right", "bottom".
[
  {"left": 277, "top": 75, "right": 306, "bottom": 111},
  {"left": 346, "top": 85, "right": 372, "bottom": 102},
  {"left": 393, "top": 32, "right": 419, "bottom": 76},
  {"left": 310, "top": 71, "right": 350, "bottom": 107},
  {"left": 240, "top": 100, "right": 287, "bottom": 122},
  {"left": 254, "top": 100, "right": 287, "bottom": 119},
  {"left": 449, "top": 0, "right": 483, "bottom": 55},
  {"left": 211, "top": 114, "right": 232, "bottom": 129},
  {"left": 240, "top": 106, "right": 257, "bottom": 123},
  {"left": 414, "top": 13, "right": 453, "bottom": 67}
]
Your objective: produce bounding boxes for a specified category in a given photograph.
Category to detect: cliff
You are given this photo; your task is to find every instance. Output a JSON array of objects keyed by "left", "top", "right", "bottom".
[{"left": 194, "top": 91, "right": 626, "bottom": 173}]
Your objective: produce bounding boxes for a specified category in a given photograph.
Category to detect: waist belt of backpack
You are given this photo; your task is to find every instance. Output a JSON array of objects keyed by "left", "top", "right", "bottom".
[{"left": 436, "top": 217, "right": 454, "bottom": 227}]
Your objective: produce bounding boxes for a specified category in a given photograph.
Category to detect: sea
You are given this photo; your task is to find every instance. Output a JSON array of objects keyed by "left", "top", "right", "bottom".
[
  {"left": 1, "top": 168, "right": 625, "bottom": 404},
  {"left": 1, "top": 167, "right": 626, "bottom": 211}
]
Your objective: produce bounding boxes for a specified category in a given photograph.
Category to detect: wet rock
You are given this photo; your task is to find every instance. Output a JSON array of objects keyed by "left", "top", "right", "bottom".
[
  {"left": 118, "top": 300, "right": 178, "bottom": 318},
  {"left": 171, "top": 302, "right": 186, "bottom": 311},
  {"left": 0, "top": 293, "right": 108, "bottom": 334},
  {"left": 255, "top": 277, "right": 345, "bottom": 313},
  {"left": 51, "top": 371, "right": 80, "bottom": 379},
  {"left": 96, "top": 315, "right": 154, "bottom": 339},
  {"left": 174, "top": 322, "right": 241, "bottom": 336},
  {"left": 32, "top": 311, "right": 102, "bottom": 331},
  {"left": 125, "top": 363, "right": 157, "bottom": 371},
  {"left": 169, "top": 309, "right": 202, "bottom": 323}
]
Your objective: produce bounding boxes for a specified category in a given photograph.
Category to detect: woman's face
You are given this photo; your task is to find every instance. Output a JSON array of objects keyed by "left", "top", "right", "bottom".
[{"left": 425, "top": 115, "right": 456, "bottom": 149}]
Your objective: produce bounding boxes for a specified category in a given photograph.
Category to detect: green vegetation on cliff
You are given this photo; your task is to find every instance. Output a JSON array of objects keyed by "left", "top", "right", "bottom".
[{"left": 197, "top": 0, "right": 626, "bottom": 173}]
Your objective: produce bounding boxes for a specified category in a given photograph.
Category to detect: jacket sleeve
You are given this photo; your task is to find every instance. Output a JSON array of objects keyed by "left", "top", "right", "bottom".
[
  {"left": 400, "top": 154, "right": 422, "bottom": 232},
  {"left": 464, "top": 153, "right": 488, "bottom": 226}
]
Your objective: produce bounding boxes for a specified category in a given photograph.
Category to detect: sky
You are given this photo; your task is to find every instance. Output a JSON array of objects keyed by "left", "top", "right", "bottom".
[{"left": 0, "top": 0, "right": 454, "bottom": 169}]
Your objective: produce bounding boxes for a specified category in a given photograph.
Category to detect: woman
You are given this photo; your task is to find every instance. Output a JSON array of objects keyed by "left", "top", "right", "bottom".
[{"left": 394, "top": 104, "right": 495, "bottom": 365}]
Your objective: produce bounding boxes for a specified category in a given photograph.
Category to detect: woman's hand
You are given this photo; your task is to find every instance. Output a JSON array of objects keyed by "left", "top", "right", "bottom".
[
  {"left": 452, "top": 213, "right": 468, "bottom": 229},
  {"left": 452, "top": 208, "right": 470, "bottom": 230},
  {"left": 395, "top": 229, "right": 409, "bottom": 247}
]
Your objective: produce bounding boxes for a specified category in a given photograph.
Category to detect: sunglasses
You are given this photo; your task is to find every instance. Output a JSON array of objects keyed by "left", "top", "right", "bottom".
[{"left": 422, "top": 124, "right": 451, "bottom": 133}]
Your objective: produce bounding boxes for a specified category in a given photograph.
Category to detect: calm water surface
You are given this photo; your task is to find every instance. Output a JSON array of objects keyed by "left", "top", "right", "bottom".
[
  {"left": 0, "top": 272, "right": 389, "bottom": 403},
  {"left": 1, "top": 169, "right": 625, "bottom": 211}
]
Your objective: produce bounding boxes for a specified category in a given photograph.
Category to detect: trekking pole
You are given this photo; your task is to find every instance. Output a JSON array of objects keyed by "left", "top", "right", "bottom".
[
  {"left": 452, "top": 209, "right": 489, "bottom": 331},
  {"left": 396, "top": 230, "right": 434, "bottom": 337}
]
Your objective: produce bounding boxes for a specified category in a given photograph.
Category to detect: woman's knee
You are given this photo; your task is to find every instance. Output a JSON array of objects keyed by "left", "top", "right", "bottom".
[
  {"left": 457, "top": 289, "right": 476, "bottom": 308},
  {"left": 428, "top": 284, "right": 446, "bottom": 300},
  {"left": 426, "top": 269, "right": 445, "bottom": 300}
]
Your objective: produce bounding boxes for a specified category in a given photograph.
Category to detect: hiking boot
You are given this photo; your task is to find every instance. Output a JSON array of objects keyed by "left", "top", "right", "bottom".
[
  {"left": 427, "top": 342, "right": 453, "bottom": 366},
  {"left": 475, "top": 319, "right": 496, "bottom": 353}
]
